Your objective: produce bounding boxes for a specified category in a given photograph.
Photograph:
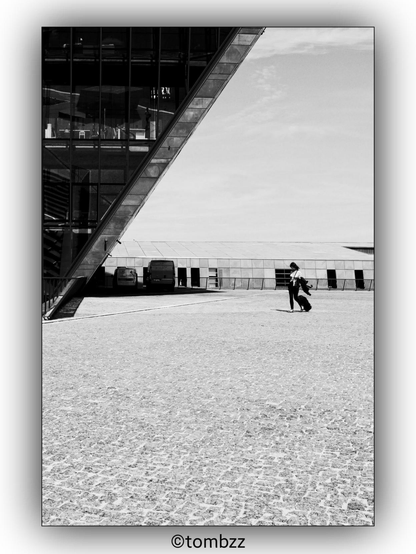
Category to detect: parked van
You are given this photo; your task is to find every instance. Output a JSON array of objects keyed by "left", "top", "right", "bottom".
[
  {"left": 113, "top": 267, "right": 138, "bottom": 290},
  {"left": 146, "top": 260, "right": 175, "bottom": 292}
]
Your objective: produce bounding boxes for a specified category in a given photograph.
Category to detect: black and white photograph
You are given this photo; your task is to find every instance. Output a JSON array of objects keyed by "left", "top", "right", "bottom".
[
  {"left": 41, "top": 25, "right": 374, "bottom": 528},
  {"left": 3, "top": 0, "right": 416, "bottom": 551}
]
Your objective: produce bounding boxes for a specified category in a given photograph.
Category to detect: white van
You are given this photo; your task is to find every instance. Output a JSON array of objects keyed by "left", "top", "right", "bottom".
[{"left": 113, "top": 267, "right": 138, "bottom": 289}]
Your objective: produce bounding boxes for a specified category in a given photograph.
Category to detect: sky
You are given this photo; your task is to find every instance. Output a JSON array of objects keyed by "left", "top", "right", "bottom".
[{"left": 122, "top": 27, "right": 374, "bottom": 244}]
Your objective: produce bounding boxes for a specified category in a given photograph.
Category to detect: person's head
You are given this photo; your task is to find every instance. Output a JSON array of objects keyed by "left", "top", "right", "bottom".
[{"left": 290, "top": 262, "right": 299, "bottom": 271}]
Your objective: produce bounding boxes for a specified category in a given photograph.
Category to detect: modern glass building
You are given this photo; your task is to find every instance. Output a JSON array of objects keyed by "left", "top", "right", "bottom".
[{"left": 42, "top": 27, "right": 264, "bottom": 295}]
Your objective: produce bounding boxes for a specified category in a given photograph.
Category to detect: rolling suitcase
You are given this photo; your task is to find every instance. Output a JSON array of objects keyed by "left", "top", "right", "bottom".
[{"left": 297, "top": 294, "right": 312, "bottom": 312}]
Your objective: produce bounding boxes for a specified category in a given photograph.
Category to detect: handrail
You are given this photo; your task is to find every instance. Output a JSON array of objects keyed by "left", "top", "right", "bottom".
[
  {"left": 42, "top": 278, "right": 70, "bottom": 316},
  {"left": 42, "top": 277, "right": 85, "bottom": 317}
]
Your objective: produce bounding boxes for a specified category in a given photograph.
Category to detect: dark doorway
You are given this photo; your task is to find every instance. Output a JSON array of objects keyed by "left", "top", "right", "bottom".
[
  {"left": 327, "top": 269, "right": 337, "bottom": 289},
  {"left": 355, "top": 269, "right": 365, "bottom": 290},
  {"left": 275, "top": 269, "right": 291, "bottom": 288},
  {"left": 178, "top": 267, "right": 187, "bottom": 287},
  {"left": 191, "top": 267, "right": 200, "bottom": 287}
]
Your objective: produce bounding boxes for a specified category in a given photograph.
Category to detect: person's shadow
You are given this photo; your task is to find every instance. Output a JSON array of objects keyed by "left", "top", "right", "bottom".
[{"left": 274, "top": 308, "right": 300, "bottom": 313}]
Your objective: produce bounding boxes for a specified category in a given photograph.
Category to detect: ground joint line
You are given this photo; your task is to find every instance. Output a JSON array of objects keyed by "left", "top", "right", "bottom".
[{"left": 43, "top": 295, "right": 242, "bottom": 323}]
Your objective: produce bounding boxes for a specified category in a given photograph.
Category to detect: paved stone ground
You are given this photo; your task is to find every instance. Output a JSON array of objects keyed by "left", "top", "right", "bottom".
[{"left": 42, "top": 290, "right": 374, "bottom": 526}]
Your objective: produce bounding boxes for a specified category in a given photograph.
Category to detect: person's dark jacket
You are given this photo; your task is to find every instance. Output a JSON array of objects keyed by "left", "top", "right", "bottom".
[{"left": 298, "top": 277, "right": 312, "bottom": 296}]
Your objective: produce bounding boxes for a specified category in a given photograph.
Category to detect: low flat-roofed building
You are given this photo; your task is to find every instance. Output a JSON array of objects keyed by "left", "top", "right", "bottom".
[{"left": 101, "top": 241, "right": 374, "bottom": 291}]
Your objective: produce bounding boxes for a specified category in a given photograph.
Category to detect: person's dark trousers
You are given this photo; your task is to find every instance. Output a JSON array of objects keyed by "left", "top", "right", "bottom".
[{"left": 288, "top": 283, "right": 300, "bottom": 310}]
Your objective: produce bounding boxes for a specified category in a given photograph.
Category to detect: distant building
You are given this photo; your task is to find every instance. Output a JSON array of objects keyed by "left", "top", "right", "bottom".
[{"left": 101, "top": 241, "right": 374, "bottom": 291}]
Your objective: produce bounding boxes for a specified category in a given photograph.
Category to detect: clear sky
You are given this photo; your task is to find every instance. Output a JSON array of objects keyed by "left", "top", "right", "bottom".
[{"left": 125, "top": 28, "right": 373, "bottom": 243}]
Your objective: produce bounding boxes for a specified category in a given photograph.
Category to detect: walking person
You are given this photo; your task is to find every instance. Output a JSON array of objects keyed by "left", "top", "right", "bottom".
[
  {"left": 288, "top": 262, "right": 301, "bottom": 312},
  {"left": 288, "top": 262, "right": 312, "bottom": 312}
]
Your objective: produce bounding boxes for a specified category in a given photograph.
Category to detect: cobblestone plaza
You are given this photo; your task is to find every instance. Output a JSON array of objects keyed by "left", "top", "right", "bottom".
[{"left": 42, "top": 290, "right": 373, "bottom": 526}]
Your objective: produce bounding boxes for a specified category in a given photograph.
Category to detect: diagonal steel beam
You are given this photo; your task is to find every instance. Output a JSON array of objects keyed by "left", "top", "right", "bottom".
[{"left": 72, "top": 28, "right": 265, "bottom": 281}]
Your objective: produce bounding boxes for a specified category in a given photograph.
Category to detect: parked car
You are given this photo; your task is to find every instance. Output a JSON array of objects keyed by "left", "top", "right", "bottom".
[
  {"left": 113, "top": 267, "right": 138, "bottom": 290},
  {"left": 146, "top": 260, "right": 175, "bottom": 292}
]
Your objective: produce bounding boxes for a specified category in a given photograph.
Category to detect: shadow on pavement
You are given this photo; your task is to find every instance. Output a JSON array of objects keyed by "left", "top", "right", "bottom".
[
  {"left": 85, "top": 287, "right": 221, "bottom": 298},
  {"left": 274, "top": 308, "right": 304, "bottom": 313}
]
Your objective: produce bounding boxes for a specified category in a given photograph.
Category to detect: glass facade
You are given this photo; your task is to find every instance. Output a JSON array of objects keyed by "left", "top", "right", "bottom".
[{"left": 43, "top": 27, "right": 233, "bottom": 277}]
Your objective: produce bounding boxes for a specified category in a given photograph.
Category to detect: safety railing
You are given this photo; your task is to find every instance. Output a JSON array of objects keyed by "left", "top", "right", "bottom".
[
  {"left": 188, "top": 277, "right": 374, "bottom": 292},
  {"left": 42, "top": 277, "right": 72, "bottom": 317}
]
